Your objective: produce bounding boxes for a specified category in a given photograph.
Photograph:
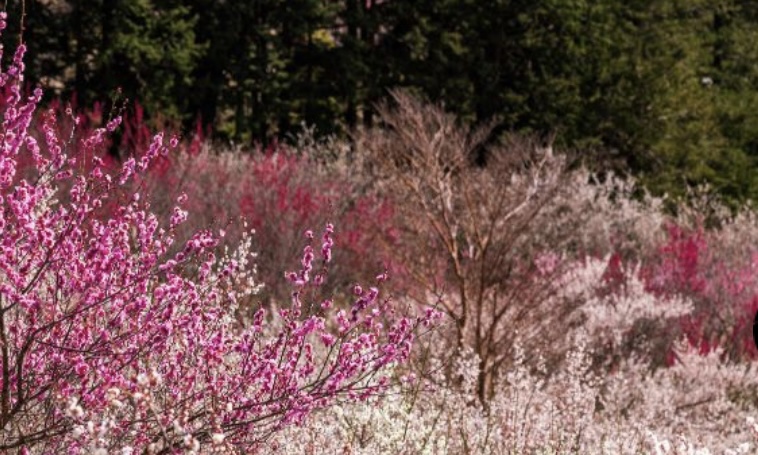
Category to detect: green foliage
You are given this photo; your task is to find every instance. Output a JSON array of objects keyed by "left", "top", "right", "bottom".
[
  {"left": 635, "top": 1, "right": 758, "bottom": 204},
  {"left": 101, "top": 0, "right": 202, "bottom": 119},
  {"left": 4, "top": 0, "right": 202, "bottom": 121},
  {"left": 9, "top": 0, "right": 758, "bottom": 205}
]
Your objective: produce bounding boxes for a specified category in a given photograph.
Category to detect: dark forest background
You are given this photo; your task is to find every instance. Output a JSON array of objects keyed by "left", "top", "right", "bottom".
[{"left": 6, "top": 0, "right": 758, "bottom": 203}]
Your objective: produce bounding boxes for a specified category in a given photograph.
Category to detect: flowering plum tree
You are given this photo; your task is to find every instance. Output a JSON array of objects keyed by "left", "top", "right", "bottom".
[
  {"left": 0, "top": 15, "right": 437, "bottom": 453},
  {"left": 358, "top": 90, "right": 580, "bottom": 402}
]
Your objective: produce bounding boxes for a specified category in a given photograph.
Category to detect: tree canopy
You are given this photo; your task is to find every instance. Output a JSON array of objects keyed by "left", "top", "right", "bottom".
[{"left": 6, "top": 0, "right": 758, "bottom": 203}]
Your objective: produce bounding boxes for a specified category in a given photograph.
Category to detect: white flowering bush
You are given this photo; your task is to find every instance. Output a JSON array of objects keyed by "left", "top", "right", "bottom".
[
  {"left": 275, "top": 339, "right": 758, "bottom": 454},
  {"left": 268, "top": 197, "right": 758, "bottom": 454}
]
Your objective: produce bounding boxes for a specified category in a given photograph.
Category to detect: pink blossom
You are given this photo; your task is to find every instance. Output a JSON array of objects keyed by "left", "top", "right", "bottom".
[{"left": 0, "top": 23, "right": 432, "bottom": 453}]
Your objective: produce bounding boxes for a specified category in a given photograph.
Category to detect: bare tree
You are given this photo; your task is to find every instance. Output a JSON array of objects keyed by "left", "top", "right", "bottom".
[{"left": 358, "top": 90, "right": 582, "bottom": 402}]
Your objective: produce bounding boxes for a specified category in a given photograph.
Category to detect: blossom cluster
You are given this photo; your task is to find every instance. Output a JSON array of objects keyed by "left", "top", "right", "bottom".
[{"left": 0, "top": 16, "right": 436, "bottom": 453}]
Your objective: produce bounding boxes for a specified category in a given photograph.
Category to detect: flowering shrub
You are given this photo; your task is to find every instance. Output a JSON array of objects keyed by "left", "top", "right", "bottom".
[
  {"left": 0, "top": 16, "right": 438, "bottom": 453},
  {"left": 9, "top": 64, "right": 401, "bottom": 307},
  {"left": 273, "top": 282, "right": 758, "bottom": 454},
  {"left": 640, "top": 220, "right": 758, "bottom": 362},
  {"left": 128, "top": 142, "right": 402, "bottom": 305}
]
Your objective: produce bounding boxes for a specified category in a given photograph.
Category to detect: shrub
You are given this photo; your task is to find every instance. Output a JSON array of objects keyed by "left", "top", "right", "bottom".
[
  {"left": 0, "top": 16, "right": 438, "bottom": 453},
  {"left": 127, "top": 140, "right": 401, "bottom": 306},
  {"left": 640, "top": 220, "right": 758, "bottom": 362}
]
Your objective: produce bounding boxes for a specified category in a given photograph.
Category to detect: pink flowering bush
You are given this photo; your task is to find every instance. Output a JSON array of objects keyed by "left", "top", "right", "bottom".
[
  {"left": 18, "top": 89, "right": 413, "bottom": 309},
  {"left": 164, "top": 144, "right": 400, "bottom": 304},
  {"left": 74, "top": 134, "right": 402, "bottom": 307},
  {"left": 641, "top": 221, "right": 758, "bottom": 362},
  {"left": 0, "top": 17, "right": 438, "bottom": 453}
]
